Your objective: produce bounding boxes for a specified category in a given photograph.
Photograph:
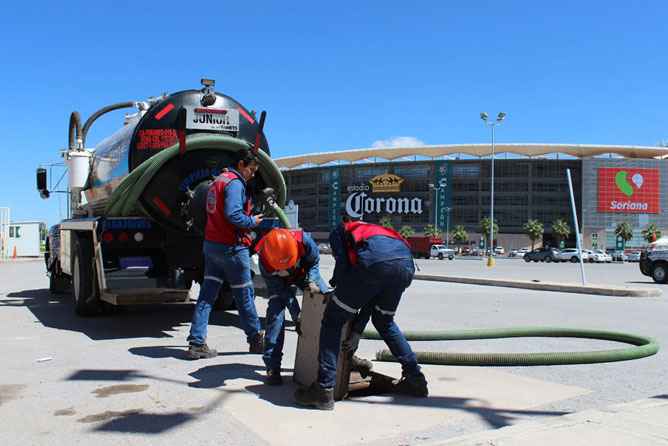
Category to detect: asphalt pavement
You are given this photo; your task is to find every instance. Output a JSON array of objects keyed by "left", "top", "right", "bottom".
[{"left": 0, "top": 257, "right": 666, "bottom": 445}]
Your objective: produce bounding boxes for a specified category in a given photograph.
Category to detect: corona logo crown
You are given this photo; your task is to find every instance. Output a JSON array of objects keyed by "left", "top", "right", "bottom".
[{"left": 368, "top": 172, "right": 404, "bottom": 193}]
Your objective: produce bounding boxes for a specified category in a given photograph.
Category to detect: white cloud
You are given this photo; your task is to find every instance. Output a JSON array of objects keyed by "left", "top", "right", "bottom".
[{"left": 371, "top": 136, "right": 425, "bottom": 148}]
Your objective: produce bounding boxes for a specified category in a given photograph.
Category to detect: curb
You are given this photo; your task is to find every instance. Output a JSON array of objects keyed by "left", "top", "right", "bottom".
[{"left": 414, "top": 274, "right": 662, "bottom": 297}]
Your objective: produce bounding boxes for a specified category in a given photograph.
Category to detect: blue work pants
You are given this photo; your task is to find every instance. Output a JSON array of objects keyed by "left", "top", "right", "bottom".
[
  {"left": 187, "top": 241, "right": 261, "bottom": 345},
  {"left": 316, "top": 258, "right": 419, "bottom": 388}
]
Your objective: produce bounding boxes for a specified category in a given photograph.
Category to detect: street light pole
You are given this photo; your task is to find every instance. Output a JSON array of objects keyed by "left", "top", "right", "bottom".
[{"left": 480, "top": 112, "right": 505, "bottom": 267}]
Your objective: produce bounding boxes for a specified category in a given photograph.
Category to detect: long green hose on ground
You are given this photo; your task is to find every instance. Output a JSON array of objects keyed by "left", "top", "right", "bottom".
[
  {"left": 363, "top": 327, "right": 659, "bottom": 366},
  {"left": 105, "top": 134, "right": 287, "bottom": 222}
]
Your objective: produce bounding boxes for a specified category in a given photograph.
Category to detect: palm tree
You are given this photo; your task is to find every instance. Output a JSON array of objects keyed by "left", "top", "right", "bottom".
[
  {"left": 478, "top": 217, "right": 498, "bottom": 250},
  {"left": 524, "top": 219, "right": 544, "bottom": 250},
  {"left": 424, "top": 224, "right": 440, "bottom": 238},
  {"left": 399, "top": 225, "right": 415, "bottom": 240},
  {"left": 614, "top": 221, "right": 634, "bottom": 248},
  {"left": 452, "top": 225, "right": 468, "bottom": 253},
  {"left": 379, "top": 216, "right": 393, "bottom": 229},
  {"left": 551, "top": 219, "right": 571, "bottom": 248},
  {"left": 641, "top": 224, "right": 661, "bottom": 244}
]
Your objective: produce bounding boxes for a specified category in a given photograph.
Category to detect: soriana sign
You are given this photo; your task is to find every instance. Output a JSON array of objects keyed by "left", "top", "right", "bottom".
[{"left": 598, "top": 168, "right": 660, "bottom": 213}]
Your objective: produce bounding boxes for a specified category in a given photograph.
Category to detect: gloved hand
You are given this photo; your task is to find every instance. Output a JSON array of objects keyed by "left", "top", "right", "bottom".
[
  {"left": 341, "top": 331, "right": 362, "bottom": 354},
  {"left": 307, "top": 280, "right": 320, "bottom": 295}
]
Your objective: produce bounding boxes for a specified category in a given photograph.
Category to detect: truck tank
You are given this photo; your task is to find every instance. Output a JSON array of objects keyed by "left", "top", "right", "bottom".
[{"left": 85, "top": 87, "right": 285, "bottom": 235}]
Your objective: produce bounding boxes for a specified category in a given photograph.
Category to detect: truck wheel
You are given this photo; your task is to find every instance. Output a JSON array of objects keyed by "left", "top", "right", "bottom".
[
  {"left": 438, "top": 253, "right": 443, "bottom": 260},
  {"left": 651, "top": 263, "right": 668, "bottom": 284},
  {"left": 213, "top": 282, "right": 236, "bottom": 310},
  {"left": 71, "top": 235, "right": 101, "bottom": 317}
]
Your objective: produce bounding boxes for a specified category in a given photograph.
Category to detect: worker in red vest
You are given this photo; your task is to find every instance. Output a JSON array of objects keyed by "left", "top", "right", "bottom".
[
  {"left": 187, "top": 148, "right": 264, "bottom": 360},
  {"left": 295, "top": 221, "right": 427, "bottom": 410},
  {"left": 256, "top": 228, "right": 329, "bottom": 385}
]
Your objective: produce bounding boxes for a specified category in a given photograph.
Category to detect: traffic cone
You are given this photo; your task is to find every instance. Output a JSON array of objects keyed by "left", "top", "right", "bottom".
[{"left": 12, "top": 246, "right": 17, "bottom": 259}]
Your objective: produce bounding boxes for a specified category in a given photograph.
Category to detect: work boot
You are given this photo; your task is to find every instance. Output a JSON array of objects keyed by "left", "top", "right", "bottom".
[
  {"left": 393, "top": 371, "right": 428, "bottom": 397},
  {"left": 249, "top": 330, "right": 264, "bottom": 354},
  {"left": 351, "top": 355, "right": 373, "bottom": 377},
  {"left": 265, "top": 367, "right": 283, "bottom": 386},
  {"left": 187, "top": 343, "right": 218, "bottom": 360},
  {"left": 294, "top": 382, "right": 335, "bottom": 410}
]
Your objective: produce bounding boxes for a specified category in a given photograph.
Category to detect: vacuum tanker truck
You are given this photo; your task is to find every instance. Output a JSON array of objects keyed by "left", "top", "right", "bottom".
[{"left": 37, "top": 79, "right": 289, "bottom": 316}]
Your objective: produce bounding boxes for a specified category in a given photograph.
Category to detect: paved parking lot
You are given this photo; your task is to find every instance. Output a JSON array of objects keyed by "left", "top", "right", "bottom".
[{"left": 0, "top": 257, "right": 665, "bottom": 445}]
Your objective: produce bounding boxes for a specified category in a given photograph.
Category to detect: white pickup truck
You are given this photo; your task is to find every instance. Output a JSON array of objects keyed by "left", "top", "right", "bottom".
[{"left": 430, "top": 244, "right": 455, "bottom": 260}]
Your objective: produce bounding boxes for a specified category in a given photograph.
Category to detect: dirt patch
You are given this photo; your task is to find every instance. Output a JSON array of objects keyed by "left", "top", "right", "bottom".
[
  {"left": 0, "top": 384, "right": 27, "bottom": 406},
  {"left": 92, "top": 384, "right": 149, "bottom": 398}
]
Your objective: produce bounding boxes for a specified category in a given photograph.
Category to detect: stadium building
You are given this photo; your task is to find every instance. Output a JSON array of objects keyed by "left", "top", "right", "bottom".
[{"left": 274, "top": 143, "right": 668, "bottom": 251}]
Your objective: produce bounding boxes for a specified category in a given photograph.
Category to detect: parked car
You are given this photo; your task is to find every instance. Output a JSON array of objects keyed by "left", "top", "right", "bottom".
[
  {"left": 610, "top": 250, "right": 629, "bottom": 262},
  {"left": 430, "top": 244, "right": 455, "bottom": 260},
  {"left": 508, "top": 248, "right": 518, "bottom": 257},
  {"left": 640, "top": 250, "right": 668, "bottom": 283},
  {"left": 318, "top": 243, "right": 332, "bottom": 254},
  {"left": 583, "top": 249, "right": 606, "bottom": 263},
  {"left": 494, "top": 246, "right": 504, "bottom": 254},
  {"left": 460, "top": 247, "right": 471, "bottom": 255},
  {"left": 517, "top": 248, "right": 530, "bottom": 255},
  {"left": 594, "top": 249, "right": 613, "bottom": 263},
  {"left": 628, "top": 251, "right": 642, "bottom": 262},
  {"left": 524, "top": 247, "right": 560, "bottom": 263},
  {"left": 558, "top": 248, "right": 588, "bottom": 263}
]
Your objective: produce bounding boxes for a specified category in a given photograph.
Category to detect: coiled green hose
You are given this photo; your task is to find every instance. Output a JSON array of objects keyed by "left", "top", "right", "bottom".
[
  {"left": 104, "top": 134, "right": 287, "bottom": 221},
  {"left": 363, "top": 327, "right": 659, "bottom": 366}
]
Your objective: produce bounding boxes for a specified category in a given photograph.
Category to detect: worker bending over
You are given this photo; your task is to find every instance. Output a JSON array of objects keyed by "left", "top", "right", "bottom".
[
  {"left": 294, "top": 221, "right": 428, "bottom": 410},
  {"left": 256, "top": 228, "right": 329, "bottom": 385}
]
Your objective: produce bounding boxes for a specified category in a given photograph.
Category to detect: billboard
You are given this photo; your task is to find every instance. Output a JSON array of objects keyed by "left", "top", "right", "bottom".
[{"left": 597, "top": 167, "right": 659, "bottom": 213}]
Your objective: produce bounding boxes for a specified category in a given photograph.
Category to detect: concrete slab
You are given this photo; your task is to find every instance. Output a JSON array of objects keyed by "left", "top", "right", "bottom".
[
  {"left": 435, "top": 397, "right": 668, "bottom": 446},
  {"left": 220, "top": 361, "right": 590, "bottom": 446}
]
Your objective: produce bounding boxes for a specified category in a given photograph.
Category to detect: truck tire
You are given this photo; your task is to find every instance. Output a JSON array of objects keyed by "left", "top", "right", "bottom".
[
  {"left": 71, "top": 234, "right": 101, "bottom": 317},
  {"left": 651, "top": 263, "right": 668, "bottom": 284},
  {"left": 213, "top": 282, "right": 236, "bottom": 310},
  {"left": 438, "top": 253, "right": 443, "bottom": 260}
]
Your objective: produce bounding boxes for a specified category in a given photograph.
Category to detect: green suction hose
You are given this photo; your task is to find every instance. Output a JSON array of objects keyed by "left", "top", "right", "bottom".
[
  {"left": 363, "top": 327, "right": 659, "bottom": 366},
  {"left": 105, "top": 134, "right": 287, "bottom": 217}
]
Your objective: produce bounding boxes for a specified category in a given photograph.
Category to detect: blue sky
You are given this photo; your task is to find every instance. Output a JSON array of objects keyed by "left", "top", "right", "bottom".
[{"left": 1, "top": 1, "right": 667, "bottom": 226}]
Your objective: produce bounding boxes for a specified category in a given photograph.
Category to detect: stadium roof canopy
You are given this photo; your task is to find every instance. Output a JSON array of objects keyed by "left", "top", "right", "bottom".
[{"left": 274, "top": 143, "right": 668, "bottom": 169}]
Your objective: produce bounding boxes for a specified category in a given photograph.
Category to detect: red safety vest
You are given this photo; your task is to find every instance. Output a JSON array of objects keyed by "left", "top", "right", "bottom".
[
  {"left": 343, "top": 221, "right": 410, "bottom": 265},
  {"left": 256, "top": 229, "right": 307, "bottom": 281},
  {"left": 205, "top": 170, "right": 252, "bottom": 246}
]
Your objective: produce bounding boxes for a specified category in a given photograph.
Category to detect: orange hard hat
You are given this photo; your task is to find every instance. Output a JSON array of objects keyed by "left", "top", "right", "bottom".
[{"left": 262, "top": 228, "right": 298, "bottom": 271}]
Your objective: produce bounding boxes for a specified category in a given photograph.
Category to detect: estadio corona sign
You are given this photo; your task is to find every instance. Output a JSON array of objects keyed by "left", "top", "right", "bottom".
[
  {"left": 598, "top": 168, "right": 659, "bottom": 213},
  {"left": 344, "top": 173, "right": 424, "bottom": 219}
]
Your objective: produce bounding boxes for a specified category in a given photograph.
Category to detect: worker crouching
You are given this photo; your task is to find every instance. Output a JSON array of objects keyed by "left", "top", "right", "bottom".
[
  {"left": 256, "top": 228, "right": 329, "bottom": 386},
  {"left": 294, "top": 221, "right": 428, "bottom": 410}
]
